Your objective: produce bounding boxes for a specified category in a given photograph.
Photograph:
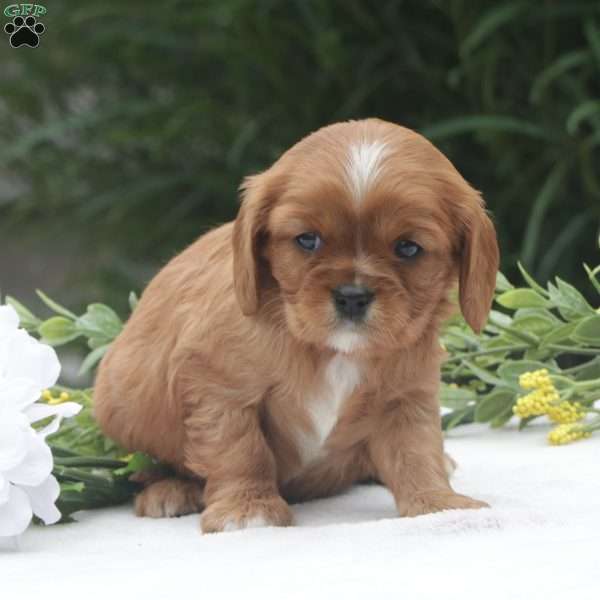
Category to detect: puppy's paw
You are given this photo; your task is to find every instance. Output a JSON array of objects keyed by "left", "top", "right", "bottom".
[
  {"left": 200, "top": 495, "right": 293, "bottom": 533},
  {"left": 402, "top": 490, "right": 489, "bottom": 518},
  {"left": 134, "top": 478, "right": 204, "bottom": 518}
]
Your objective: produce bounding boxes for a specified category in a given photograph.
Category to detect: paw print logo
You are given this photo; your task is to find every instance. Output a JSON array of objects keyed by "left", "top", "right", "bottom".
[{"left": 4, "top": 15, "right": 45, "bottom": 48}]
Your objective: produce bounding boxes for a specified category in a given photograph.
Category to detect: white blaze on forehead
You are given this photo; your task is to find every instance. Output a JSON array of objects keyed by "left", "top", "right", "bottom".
[{"left": 345, "top": 140, "right": 388, "bottom": 203}]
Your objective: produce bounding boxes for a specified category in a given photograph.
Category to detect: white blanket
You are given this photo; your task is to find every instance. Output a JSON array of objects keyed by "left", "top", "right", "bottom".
[{"left": 4, "top": 423, "right": 600, "bottom": 600}]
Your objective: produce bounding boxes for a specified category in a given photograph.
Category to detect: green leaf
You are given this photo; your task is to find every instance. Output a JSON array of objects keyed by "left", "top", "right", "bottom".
[
  {"left": 462, "top": 360, "right": 507, "bottom": 388},
  {"left": 520, "top": 164, "right": 568, "bottom": 268},
  {"left": 2, "top": 100, "right": 156, "bottom": 163},
  {"left": 497, "top": 360, "right": 557, "bottom": 384},
  {"left": 490, "top": 406, "right": 515, "bottom": 428},
  {"left": 524, "top": 347, "right": 553, "bottom": 361},
  {"left": 442, "top": 406, "right": 474, "bottom": 431},
  {"left": 496, "top": 288, "right": 549, "bottom": 309},
  {"left": 572, "top": 315, "right": 600, "bottom": 345},
  {"left": 584, "top": 19, "right": 600, "bottom": 65},
  {"left": 114, "top": 452, "right": 159, "bottom": 476},
  {"left": 442, "top": 331, "right": 470, "bottom": 350},
  {"left": 583, "top": 263, "right": 600, "bottom": 296},
  {"left": 59, "top": 481, "right": 85, "bottom": 494},
  {"left": 511, "top": 311, "right": 559, "bottom": 335},
  {"left": 556, "top": 278, "right": 595, "bottom": 312},
  {"left": 574, "top": 357, "right": 600, "bottom": 381},
  {"left": 5, "top": 296, "right": 41, "bottom": 330},
  {"left": 548, "top": 278, "right": 596, "bottom": 320},
  {"left": 566, "top": 100, "right": 600, "bottom": 134},
  {"left": 517, "top": 262, "right": 548, "bottom": 296},
  {"left": 75, "top": 304, "right": 123, "bottom": 345},
  {"left": 439, "top": 384, "right": 477, "bottom": 410},
  {"left": 422, "top": 115, "right": 551, "bottom": 142},
  {"left": 495, "top": 271, "right": 513, "bottom": 292},
  {"left": 79, "top": 344, "right": 110, "bottom": 376},
  {"left": 540, "top": 320, "right": 580, "bottom": 347},
  {"left": 87, "top": 336, "right": 110, "bottom": 350},
  {"left": 529, "top": 49, "right": 592, "bottom": 104},
  {"left": 538, "top": 214, "right": 593, "bottom": 282},
  {"left": 488, "top": 310, "right": 514, "bottom": 328},
  {"left": 36, "top": 290, "right": 78, "bottom": 320},
  {"left": 460, "top": 2, "right": 529, "bottom": 56},
  {"left": 486, "top": 316, "right": 539, "bottom": 345},
  {"left": 485, "top": 336, "right": 520, "bottom": 351},
  {"left": 38, "top": 317, "right": 81, "bottom": 346},
  {"left": 475, "top": 389, "right": 516, "bottom": 423}
]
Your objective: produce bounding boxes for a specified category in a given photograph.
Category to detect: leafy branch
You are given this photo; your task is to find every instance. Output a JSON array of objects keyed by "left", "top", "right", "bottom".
[{"left": 441, "top": 261, "right": 600, "bottom": 437}]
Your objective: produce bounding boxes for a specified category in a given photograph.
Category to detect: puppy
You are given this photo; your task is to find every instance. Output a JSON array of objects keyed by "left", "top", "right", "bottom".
[{"left": 94, "top": 118, "right": 499, "bottom": 533}]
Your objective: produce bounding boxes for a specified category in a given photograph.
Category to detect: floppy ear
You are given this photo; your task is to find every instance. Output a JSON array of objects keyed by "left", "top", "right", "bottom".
[
  {"left": 458, "top": 194, "right": 500, "bottom": 333},
  {"left": 232, "top": 172, "right": 278, "bottom": 316}
]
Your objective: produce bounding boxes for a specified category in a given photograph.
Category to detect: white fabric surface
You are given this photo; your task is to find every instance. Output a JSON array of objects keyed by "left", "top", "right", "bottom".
[{"left": 3, "top": 423, "right": 600, "bottom": 599}]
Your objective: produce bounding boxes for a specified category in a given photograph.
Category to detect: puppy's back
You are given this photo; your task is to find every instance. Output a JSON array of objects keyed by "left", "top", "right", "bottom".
[{"left": 93, "top": 222, "right": 236, "bottom": 464}]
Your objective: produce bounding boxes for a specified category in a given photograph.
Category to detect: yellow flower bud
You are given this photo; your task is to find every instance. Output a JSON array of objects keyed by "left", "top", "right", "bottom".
[{"left": 548, "top": 424, "right": 590, "bottom": 445}]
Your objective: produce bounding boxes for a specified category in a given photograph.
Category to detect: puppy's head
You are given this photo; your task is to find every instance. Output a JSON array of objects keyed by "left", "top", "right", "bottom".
[{"left": 233, "top": 119, "right": 499, "bottom": 354}]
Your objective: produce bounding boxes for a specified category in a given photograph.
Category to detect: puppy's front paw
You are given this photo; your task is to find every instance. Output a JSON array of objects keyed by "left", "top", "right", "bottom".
[
  {"left": 201, "top": 495, "right": 293, "bottom": 533},
  {"left": 402, "top": 490, "right": 489, "bottom": 518},
  {"left": 135, "top": 478, "right": 204, "bottom": 518}
]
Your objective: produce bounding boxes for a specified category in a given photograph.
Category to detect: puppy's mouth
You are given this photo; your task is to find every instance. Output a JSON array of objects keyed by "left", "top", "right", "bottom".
[
  {"left": 326, "top": 283, "right": 374, "bottom": 353},
  {"left": 327, "top": 322, "right": 368, "bottom": 354}
]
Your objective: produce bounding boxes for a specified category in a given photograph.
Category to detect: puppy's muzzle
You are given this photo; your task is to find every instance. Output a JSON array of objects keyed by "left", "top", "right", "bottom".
[{"left": 332, "top": 284, "right": 374, "bottom": 322}]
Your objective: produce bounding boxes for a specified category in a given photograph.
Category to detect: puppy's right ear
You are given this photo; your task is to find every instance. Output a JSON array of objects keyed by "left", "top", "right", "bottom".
[
  {"left": 232, "top": 171, "right": 280, "bottom": 316},
  {"left": 458, "top": 192, "right": 499, "bottom": 334}
]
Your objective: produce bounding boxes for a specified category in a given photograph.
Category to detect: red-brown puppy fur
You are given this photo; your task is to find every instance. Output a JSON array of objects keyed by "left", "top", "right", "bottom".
[{"left": 94, "top": 119, "right": 499, "bottom": 533}]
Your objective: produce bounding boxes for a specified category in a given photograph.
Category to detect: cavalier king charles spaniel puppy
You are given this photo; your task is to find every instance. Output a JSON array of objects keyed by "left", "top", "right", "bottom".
[{"left": 94, "top": 118, "right": 499, "bottom": 533}]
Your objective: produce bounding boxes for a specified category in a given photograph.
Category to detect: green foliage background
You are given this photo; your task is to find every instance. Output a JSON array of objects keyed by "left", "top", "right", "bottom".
[{"left": 1, "top": 0, "right": 599, "bottom": 311}]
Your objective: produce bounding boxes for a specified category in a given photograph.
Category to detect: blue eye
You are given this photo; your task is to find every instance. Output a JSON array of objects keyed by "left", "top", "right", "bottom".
[
  {"left": 296, "top": 232, "right": 322, "bottom": 252},
  {"left": 394, "top": 240, "right": 421, "bottom": 259}
]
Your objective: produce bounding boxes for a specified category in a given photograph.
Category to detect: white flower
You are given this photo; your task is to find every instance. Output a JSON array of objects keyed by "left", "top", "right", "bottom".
[{"left": 0, "top": 304, "right": 81, "bottom": 537}]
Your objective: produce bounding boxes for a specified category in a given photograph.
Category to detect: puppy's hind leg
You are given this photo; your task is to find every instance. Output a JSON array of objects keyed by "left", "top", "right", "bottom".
[{"left": 134, "top": 478, "right": 204, "bottom": 518}]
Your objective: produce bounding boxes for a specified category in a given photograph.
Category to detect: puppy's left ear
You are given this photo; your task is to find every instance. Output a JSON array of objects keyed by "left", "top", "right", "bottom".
[
  {"left": 232, "top": 170, "right": 280, "bottom": 316},
  {"left": 458, "top": 192, "right": 500, "bottom": 333}
]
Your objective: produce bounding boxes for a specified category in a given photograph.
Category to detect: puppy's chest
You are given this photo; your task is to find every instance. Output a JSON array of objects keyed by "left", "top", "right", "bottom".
[{"left": 294, "top": 354, "right": 362, "bottom": 466}]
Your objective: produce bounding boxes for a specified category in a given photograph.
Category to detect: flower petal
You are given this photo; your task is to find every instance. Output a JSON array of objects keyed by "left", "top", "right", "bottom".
[
  {"left": 0, "top": 485, "right": 32, "bottom": 537},
  {"left": 26, "top": 401, "right": 82, "bottom": 438},
  {"left": 23, "top": 474, "right": 61, "bottom": 525},
  {"left": 26, "top": 401, "right": 82, "bottom": 425},
  {"left": 37, "top": 418, "right": 62, "bottom": 438},
  {"left": 0, "top": 305, "right": 19, "bottom": 338},
  {"left": 0, "top": 422, "right": 28, "bottom": 471},
  {"left": 3, "top": 330, "right": 60, "bottom": 390},
  {"left": 0, "top": 340, "right": 9, "bottom": 382},
  {"left": 0, "top": 376, "right": 41, "bottom": 412},
  {"left": 0, "top": 473, "right": 8, "bottom": 504},
  {"left": 3, "top": 429, "right": 52, "bottom": 487}
]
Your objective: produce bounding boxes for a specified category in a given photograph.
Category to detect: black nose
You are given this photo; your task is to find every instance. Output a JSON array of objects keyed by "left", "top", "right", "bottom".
[{"left": 332, "top": 284, "right": 375, "bottom": 321}]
